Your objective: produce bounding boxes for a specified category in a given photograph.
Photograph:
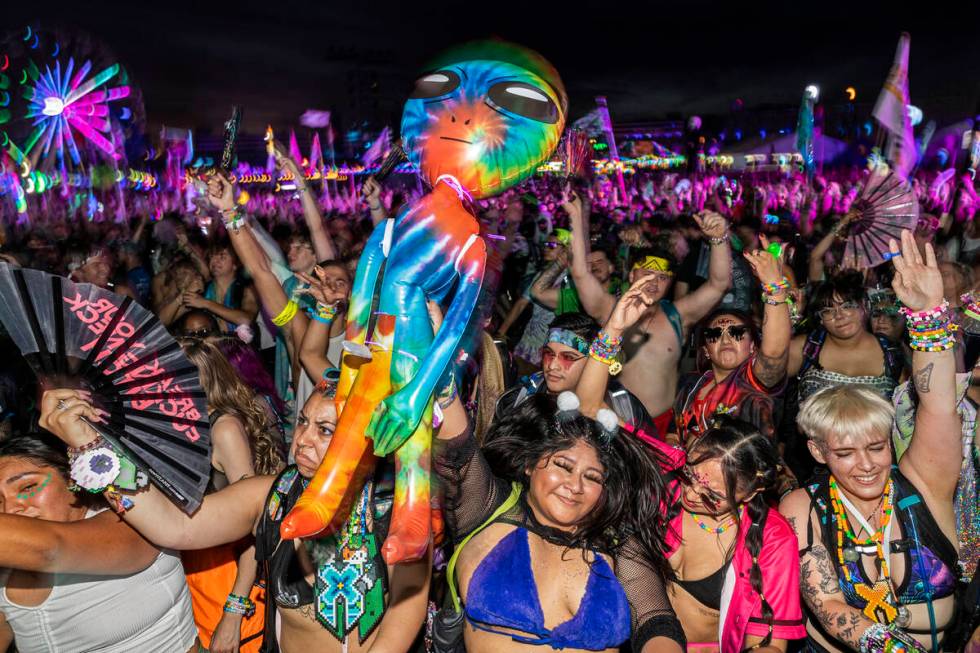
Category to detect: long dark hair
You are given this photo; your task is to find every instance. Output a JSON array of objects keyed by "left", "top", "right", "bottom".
[
  {"left": 482, "top": 393, "right": 675, "bottom": 582},
  {"left": 686, "top": 417, "right": 780, "bottom": 651},
  {"left": 0, "top": 432, "right": 70, "bottom": 474}
]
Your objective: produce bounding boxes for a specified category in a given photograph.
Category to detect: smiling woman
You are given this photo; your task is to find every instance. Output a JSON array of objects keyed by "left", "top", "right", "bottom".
[
  {"left": 434, "top": 391, "right": 686, "bottom": 653},
  {"left": 780, "top": 231, "right": 965, "bottom": 653}
]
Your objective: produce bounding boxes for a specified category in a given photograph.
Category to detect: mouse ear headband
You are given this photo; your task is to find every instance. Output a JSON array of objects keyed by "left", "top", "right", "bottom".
[{"left": 555, "top": 391, "right": 619, "bottom": 447}]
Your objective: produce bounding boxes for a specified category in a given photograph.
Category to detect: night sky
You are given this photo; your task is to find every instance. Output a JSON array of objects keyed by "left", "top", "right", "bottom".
[{"left": 3, "top": 1, "right": 979, "bottom": 137}]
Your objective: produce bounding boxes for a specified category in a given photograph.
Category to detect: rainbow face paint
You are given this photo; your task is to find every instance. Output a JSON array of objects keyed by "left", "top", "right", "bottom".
[{"left": 401, "top": 43, "right": 567, "bottom": 199}]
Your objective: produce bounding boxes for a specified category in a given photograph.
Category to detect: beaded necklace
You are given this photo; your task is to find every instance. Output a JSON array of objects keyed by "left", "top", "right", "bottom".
[
  {"left": 828, "top": 476, "right": 901, "bottom": 624},
  {"left": 687, "top": 506, "right": 741, "bottom": 534}
]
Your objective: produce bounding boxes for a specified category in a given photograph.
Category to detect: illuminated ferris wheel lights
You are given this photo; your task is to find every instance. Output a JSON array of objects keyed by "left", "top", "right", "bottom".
[{"left": 41, "top": 96, "right": 63, "bottom": 116}]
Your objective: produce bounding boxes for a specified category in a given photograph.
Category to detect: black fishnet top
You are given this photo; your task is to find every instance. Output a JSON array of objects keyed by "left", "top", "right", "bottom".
[{"left": 434, "top": 428, "right": 686, "bottom": 651}]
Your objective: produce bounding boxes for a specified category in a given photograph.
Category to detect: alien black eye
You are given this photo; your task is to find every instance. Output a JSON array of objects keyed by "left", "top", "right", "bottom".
[
  {"left": 409, "top": 70, "right": 461, "bottom": 99},
  {"left": 486, "top": 82, "right": 559, "bottom": 124}
]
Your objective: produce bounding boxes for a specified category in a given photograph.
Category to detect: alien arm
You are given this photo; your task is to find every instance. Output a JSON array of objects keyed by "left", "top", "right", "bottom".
[
  {"left": 335, "top": 218, "right": 392, "bottom": 403},
  {"left": 398, "top": 238, "right": 487, "bottom": 424}
]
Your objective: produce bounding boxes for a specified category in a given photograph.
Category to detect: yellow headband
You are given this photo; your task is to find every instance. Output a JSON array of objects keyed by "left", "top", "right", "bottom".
[{"left": 633, "top": 256, "right": 673, "bottom": 275}]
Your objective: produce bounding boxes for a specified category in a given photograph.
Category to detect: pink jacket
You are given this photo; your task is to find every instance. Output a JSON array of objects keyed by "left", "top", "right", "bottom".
[{"left": 714, "top": 508, "right": 806, "bottom": 652}]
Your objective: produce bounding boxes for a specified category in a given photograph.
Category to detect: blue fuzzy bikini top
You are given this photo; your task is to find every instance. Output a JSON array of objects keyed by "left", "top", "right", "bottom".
[{"left": 464, "top": 526, "right": 632, "bottom": 650}]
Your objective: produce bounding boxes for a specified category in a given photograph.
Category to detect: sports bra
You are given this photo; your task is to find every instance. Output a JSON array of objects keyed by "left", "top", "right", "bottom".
[
  {"left": 465, "top": 526, "right": 631, "bottom": 650},
  {"left": 674, "top": 560, "right": 731, "bottom": 611}
]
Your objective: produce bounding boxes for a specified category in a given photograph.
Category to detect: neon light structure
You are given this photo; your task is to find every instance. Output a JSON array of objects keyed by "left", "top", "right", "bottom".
[{"left": 22, "top": 58, "right": 130, "bottom": 166}]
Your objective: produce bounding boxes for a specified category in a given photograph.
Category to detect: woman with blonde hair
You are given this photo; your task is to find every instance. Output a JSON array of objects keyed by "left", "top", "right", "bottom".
[
  {"left": 780, "top": 231, "right": 964, "bottom": 653},
  {"left": 179, "top": 337, "right": 285, "bottom": 653}
]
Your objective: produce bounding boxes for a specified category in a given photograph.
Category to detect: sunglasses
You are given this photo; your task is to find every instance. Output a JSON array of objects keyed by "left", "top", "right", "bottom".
[
  {"left": 543, "top": 241, "right": 562, "bottom": 249},
  {"left": 703, "top": 325, "right": 748, "bottom": 343},
  {"left": 182, "top": 328, "right": 214, "bottom": 339},
  {"left": 541, "top": 347, "right": 586, "bottom": 369},
  {"left": 679, "top": 464, "right": 727, "bottom": 511},
  {"left": 817, "top": 301, "right": 861, "bottom": 321}
]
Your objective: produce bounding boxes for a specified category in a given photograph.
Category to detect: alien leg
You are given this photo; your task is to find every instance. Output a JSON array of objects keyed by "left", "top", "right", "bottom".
[
  {"left": 279, "top": 315, "right": 394, "bottom": 540},
  {"left": 380, "top": 310, "right": 434, "bottom": 564}
]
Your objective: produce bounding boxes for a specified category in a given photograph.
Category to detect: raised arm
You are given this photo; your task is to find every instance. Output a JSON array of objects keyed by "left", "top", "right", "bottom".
[
  {"left": 361, "top": 177, "right": 390, "bottom": 227},
  {"left": 565, "top": 193, "right": 616, "bottom": 322},
  {"left": 38, "top": 388, "right": 272, "bottom": 551},
  {"left": 577, "top": 279, "right": 657, "bottom": 418},
  {"left": 744, "top": 235, "right": 792, "bottom": 388},
  {"left": 297, "top": 266, "right": 347, "bottom": 380},
  {"left": 674, "top": 210, "right": 731, "bottom": 328},
  {"left": 807, "top": 211, "right": 856, "bottom": 282},
  {"left": 206, "top": 174, "right": 309, "bottom": 348},
  {"left": 890, "top": 229, "right": 962, "bottom": 501},
  {"left": 272, "top": 140, "right": 337, "bottom": 261}
]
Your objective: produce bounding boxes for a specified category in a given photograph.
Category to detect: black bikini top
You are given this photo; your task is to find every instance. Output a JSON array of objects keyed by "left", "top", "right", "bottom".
[{"left": 675, "top": 560, "right": 731, "bottom": 611}]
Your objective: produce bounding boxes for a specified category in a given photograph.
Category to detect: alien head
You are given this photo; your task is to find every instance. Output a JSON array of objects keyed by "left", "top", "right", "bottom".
[{"left": 400, "top": 41, "right": 567, "bottom": 200}]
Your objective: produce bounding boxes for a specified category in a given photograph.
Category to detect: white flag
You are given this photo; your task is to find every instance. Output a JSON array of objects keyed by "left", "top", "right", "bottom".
[{"left": 873, "top": 33, "right": 916, "bottom": 178}]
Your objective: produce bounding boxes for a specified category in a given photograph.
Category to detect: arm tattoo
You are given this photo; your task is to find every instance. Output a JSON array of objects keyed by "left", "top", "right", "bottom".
[
  {"left": 753, "top": 352, "right": 788, "bottom": 388},
  {"left": 800, "top": 544, "right": 866, "bottom": 649},
  {"left": 913, "top": 362, "right": 934, "bottom": 394},
  {"left": 784, "top": 515, "right": 798, "bottom": 535},
  {"left": 538, "top": 263, "right": 563, "bottom": 285}
]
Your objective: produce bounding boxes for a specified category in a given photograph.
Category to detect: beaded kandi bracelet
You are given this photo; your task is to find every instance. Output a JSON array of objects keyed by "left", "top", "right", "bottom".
[
  {"left": 223, "top": 593, "right": 256, "bottom": 618},
  {"left": 961, "top": 293, "right": 980, "bottom": 321},
  {"left": 761, "top": 277, "right": 791, "bottom": 296},
  {"left": 307, "top": 301, "right": 338, "bottom": 325},
  {"left": 590, "top": 330, "right": 624, "bottom": 376},
  {"left": 761, "top": 293, "right": 791, "bottom": 306},
  {"left": 900, "top": 300, "right": 957, "bottom": 352},
  {"left": 221, "top": 207, "right": 246, "bottom": 232}
]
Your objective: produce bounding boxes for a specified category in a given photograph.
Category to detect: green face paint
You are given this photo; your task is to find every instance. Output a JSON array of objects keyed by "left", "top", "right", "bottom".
[{"left": 16, "top": 472, "right": 52, "bottom": 500}]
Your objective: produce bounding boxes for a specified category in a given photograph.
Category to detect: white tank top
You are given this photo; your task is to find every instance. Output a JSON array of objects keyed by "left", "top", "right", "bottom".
[{"left": 0, "top": 548, "right": 197, "bottom": 652}]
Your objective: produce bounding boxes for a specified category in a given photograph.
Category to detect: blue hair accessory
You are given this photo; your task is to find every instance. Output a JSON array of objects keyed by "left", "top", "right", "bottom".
[{"left": 547, "top": 328, "right": 589, "bottom": 355}]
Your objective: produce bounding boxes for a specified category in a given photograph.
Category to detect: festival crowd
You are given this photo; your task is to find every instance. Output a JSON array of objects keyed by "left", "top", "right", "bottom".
[{"left": 0, "top": 139, "right": 978, "bottom": 653}]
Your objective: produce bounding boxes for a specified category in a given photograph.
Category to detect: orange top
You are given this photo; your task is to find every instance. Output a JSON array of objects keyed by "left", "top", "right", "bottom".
[{"left": 182, "top": 542, "right": 265, "bottom": 653}]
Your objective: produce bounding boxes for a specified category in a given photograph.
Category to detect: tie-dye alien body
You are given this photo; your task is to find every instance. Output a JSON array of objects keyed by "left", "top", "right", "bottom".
[{"left": 281, "top": 42, "right": 566, "bottom": 563}]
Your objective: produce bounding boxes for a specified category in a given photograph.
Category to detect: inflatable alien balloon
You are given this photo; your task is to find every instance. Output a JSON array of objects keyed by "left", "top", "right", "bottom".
[{"left": 280, "top": 41, "right": 566, "bottom": 562}]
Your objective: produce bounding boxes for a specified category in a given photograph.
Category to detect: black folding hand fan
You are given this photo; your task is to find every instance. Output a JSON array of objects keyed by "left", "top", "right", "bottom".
[
  {"left": 0, "top": 263, "right": 211, "bottom": 513},
  {"left": 842, "top": 166, "right": 919, "bottom": 269}
]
